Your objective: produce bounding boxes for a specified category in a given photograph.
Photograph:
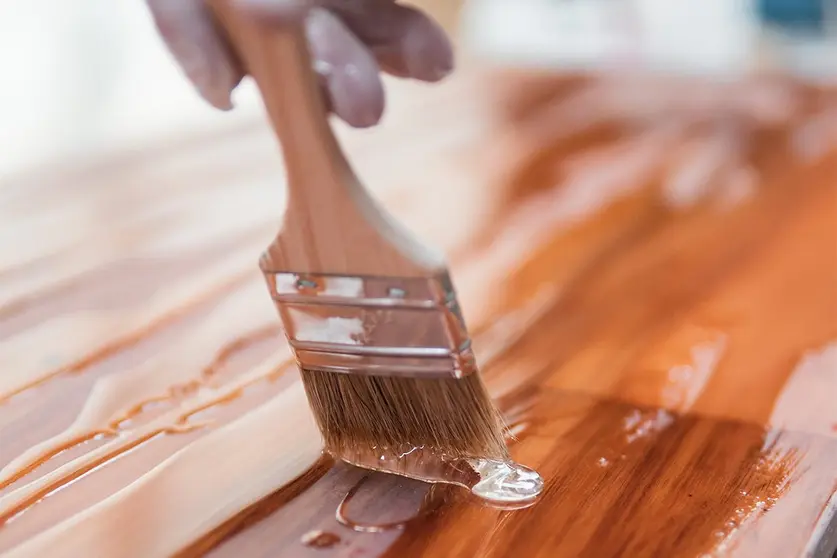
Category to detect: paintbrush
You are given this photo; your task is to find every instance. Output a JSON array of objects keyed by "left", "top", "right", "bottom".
[{"left": 208, "top": 1, "right": 508, "bottom": 462}]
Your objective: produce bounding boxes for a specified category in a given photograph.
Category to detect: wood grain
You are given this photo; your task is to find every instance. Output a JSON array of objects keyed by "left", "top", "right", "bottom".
[{"left": 1, "top": 67, "right": 836, "bottom": 557}]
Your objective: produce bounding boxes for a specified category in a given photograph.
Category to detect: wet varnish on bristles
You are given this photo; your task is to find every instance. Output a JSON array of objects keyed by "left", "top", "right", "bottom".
[{"left": 300, "top": 369, "right": 508, "bottom": 460}]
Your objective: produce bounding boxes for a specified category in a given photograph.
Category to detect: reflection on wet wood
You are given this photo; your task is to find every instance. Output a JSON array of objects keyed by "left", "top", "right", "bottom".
[{"left": 1, "top": 68, "right": 836, "bottom": 557}]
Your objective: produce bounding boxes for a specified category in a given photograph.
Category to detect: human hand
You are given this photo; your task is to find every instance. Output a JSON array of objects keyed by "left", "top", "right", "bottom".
[{"left": 146, "top": 0, "right": 454, "bottom": 128}]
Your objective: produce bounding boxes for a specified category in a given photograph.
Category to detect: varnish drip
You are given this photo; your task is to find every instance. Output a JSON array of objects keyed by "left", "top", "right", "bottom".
[
  {"left": 0, "top": 268, "right": 257, "bottom": 405},
  {"left": 300, "top": 530, "right": 341, "bottom": 548},
  {"left": 0, "top": 324, "right": 282, "bottom": 497},
  {"left": 0, "top": 432, "right": 114, "bottom": 493},
  {"left": 336, "top": 474, "right": 445, "bottom": 533},
  {"left": 1, "top": 426, "right": 199, "bottom": 527},
  {"left": 0, "top": 355, "right": 291, "bottom": 532},
  {"left": 336, "top": 447, "right": 543, "bottom": 509}
]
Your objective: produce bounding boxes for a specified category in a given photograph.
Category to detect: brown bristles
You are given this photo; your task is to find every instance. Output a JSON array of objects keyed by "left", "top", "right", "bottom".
[{"left": 300, "top": 369, "right": 509, "bottom": 460}]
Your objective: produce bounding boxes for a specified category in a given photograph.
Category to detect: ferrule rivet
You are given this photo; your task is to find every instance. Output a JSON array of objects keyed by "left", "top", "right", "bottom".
[{"left": 296, "top": 278, "right": 319, "bottom": 290}]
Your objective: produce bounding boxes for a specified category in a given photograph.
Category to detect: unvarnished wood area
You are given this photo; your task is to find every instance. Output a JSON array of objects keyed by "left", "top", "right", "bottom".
[{"left": 1, "top": 68, "right": 836, "bottom": 557}]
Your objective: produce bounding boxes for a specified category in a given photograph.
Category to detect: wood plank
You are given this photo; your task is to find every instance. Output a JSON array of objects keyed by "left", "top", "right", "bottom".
[
  {"left": 203, "top": 392, "right": 837, "bottom": 558},
  {"left": 0, "top": 67, "right": 835, "bottom": 557}
]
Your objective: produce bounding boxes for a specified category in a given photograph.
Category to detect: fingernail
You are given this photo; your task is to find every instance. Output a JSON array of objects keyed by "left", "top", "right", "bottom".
[
  {"left": 430, "top": 46, "right": 455, "bottom": 81},
  {"left": 194, "top": 73, "right": 234, "bottom": 110},
  {"left": 431, "top": 60, "right": 453, "bottom": 81},
  {"left": 208, "top": 88, "right": 234, "bottom": 111},
  {"left": 407, "top": 58, "right": 451, "bottom": 83},
  {"left": 403, "top": 42, "right": 453, "bottom": 83},
  {"left": 169, "top": 39, "right": 229, "bottom": 110},
  {"left": 236, "top": 0, "right": 311, "bottom": 22},
  {"left": 357, "top": 106, "right": 381, "bottom": 128},
  {"left": 343, "top": 98, "right": 382, "bottom": 128}
]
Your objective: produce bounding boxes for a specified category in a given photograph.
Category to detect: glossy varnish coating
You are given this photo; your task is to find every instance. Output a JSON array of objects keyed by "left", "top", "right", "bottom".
[{"left": 1, "top": 69, "right": 836, "bottom": 557}]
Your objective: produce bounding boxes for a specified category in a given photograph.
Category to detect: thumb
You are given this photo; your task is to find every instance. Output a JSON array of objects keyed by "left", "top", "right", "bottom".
[{"left": 148, "top": 0, "right": 243, "bottom": 110}]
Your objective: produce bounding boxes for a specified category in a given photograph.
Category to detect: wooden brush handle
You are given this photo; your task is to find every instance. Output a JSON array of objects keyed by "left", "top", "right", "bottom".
[
  {"left": 207, "top": 1, "right": 445, "bottom": 277},
  {"left": 206, "top": 2, "right": 351, "bottom": 209}
]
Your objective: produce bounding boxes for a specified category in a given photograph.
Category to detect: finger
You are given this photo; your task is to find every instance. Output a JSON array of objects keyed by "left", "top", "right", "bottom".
[
  {"left": 327, "top": 1, "right": 454, "bottom": 83},
  {"left": 305, "top": 8, "right": 386, "bottom": 127},
  {"left": 146, "top": 0, "right": 242, "bottom": 110},
  {"left": 236, "top": 0, "right": 385, "bottom": 127}
]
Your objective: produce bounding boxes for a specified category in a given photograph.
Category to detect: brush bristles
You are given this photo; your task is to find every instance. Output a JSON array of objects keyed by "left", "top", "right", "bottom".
[{"left": 300, "top": 369, "right": 509, "bottom": 460}]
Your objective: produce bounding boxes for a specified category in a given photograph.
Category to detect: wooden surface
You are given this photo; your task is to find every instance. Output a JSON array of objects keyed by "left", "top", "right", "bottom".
[{"left": 1, "top": 67, "right": 837, "bottom": 557}]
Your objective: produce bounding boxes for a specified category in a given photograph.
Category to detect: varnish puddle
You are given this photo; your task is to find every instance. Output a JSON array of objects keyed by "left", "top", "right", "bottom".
[
  {"left": 337, "top": 446, "right": 543, "bottom": 510},
  {"left": 301, "top": 529, "right": 341, "bottom": 548},
  {"left": 336, "top": 474, "right": 445, "bottom": 533}
]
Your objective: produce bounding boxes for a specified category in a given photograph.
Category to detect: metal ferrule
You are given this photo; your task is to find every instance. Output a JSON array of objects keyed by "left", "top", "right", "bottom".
[{"left": 264, "top": 271, "right": 477, "bottom": 379}]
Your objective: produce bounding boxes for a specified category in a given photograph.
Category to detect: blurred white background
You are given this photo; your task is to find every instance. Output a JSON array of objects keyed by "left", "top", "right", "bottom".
[
  {"left": 0, "top": 0, "right": 265, "bottom": 177},
  {"left": 0, "top": 0, "right": 833, "bottom": 178}
]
